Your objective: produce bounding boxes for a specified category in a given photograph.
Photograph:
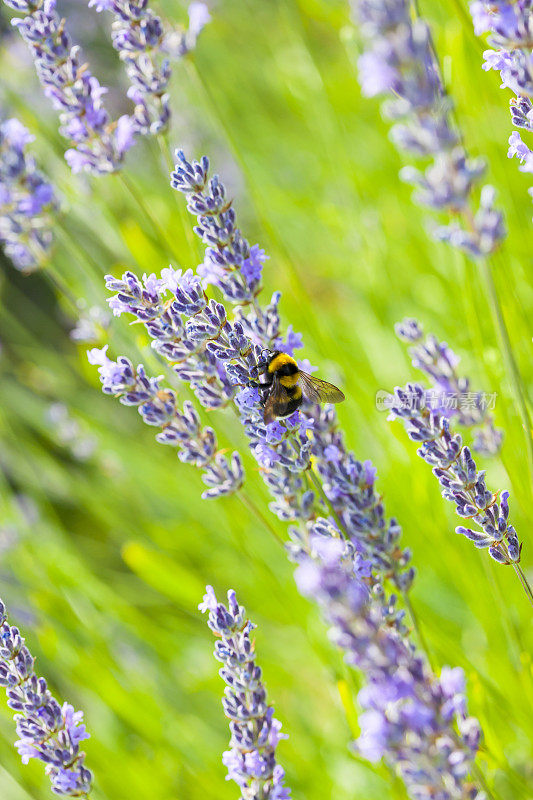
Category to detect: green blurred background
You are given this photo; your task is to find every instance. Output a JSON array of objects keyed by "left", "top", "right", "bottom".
[{"left": 0, "top": 0, "right": 532, "bottom": 798}]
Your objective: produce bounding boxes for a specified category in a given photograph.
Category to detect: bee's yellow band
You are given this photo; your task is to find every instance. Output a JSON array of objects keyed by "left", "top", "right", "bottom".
[
  {"left": 268, "top": 353, "right": 297, "bottom": 373},
  {"left": 280, "top": 374, "right": 299, "bottom": 388}
]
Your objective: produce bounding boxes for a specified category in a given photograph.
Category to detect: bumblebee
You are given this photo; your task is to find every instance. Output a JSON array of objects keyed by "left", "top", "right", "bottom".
[{"left": 253, "top": 350, "right": 345, "bottom": 423}]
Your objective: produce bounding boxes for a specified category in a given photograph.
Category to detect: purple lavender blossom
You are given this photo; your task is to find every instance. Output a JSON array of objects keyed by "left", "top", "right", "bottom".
[
  {"left": 293, "top": 521, "right": 482, "bottom": 798},
  {"left": 163, "top": 1, "right": 211, "bottom": 58},
  {"left": 200, "top": 587, "right": 291, "bottom": 799},
  {"left": 0, "top": 599, "right": 92, "bottom": 797},
  {"left": 3, "top": 0, "right": 134, "bottom": 173},
  {"left": 171, "top": 150, "right": 268, "bottom": 305},
  {"left": 87, "top": 345, "right": 243, "bottom": 498},
  {"left": 91, "top": 0, "right": 172, "bottom": 135},
  {"left": 351, "top": 0, "right": 505, "bottom": 257},
  {"left": 395, "top": 317, "right": 503, "bottom": 455},
  {"left": 471, "top": 1, "right": 533, "bottom": 209},
  {"left": 389, "top": 383, "right": 521, "bottom": 565},
  {"left": 0, "top": 116, "right": 58, "bottom": 271}
]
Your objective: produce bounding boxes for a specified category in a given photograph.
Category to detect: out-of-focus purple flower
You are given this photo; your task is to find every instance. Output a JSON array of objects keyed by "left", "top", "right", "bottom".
[
  {"left": 0, "top": 599, "right": 92, "bottom": 797},
  {"left": 471, "top": 1, "right": 533, "bottom": 212},
  {"left": 3, "top": 0, "right": 134, "bottom": 173},
  {"left": 396, "top": 317, "right": 503, "bottom": 455},
  {"left": 351, "top": 0, "right": 505, "bottom": 258},
  {"left": 200, "top": 587, "right": 291, "bottom": 800},
  {"left": 70, "top": 304, "right": 111, "bottom": 344},
  {"left": 389, "top": 382, "right": 521, "bottom": 565},
  {"left": 293, "top": 520, "right": 482, "bottom": 796},
  {"left": 163, "top": 1, "right": 211, "bottom": 58},
  {"left": 274, "top": 325, "right": 303, "bottom": 357},
  {"left": 188, "top": 2, "right": 211, "bottom": 37},
  {"left": 0, "top": 115, "right": 58, "bottom": 271}
]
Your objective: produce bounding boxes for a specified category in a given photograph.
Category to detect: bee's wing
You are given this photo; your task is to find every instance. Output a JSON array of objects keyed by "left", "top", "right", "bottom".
[
  {"left": 263, "top": 375, "right": 290, "bottom": 423},
  {"left": 298, "top": 372, "right": 345, "bottom": 404}
]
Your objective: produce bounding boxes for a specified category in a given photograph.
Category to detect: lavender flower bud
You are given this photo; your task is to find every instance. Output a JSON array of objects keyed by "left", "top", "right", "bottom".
[
  {"left": 87, "top": 345, "right": 243, "bottom": 498},
  {"left": 162, "top": 2, "right": 211, "bottom": 58},
  {"left": 171, "top": 150, "right": 269, "bottom": 303},
  {"left": 200, "top": 587, "right": 291, "bottom": 799}
]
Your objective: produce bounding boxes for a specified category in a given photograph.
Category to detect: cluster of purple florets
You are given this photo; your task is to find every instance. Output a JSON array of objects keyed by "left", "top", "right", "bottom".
[
  {"left": 89, "top": 0, "right": 172, "bottom": 135},
  {"left": 0, "top": 117, "right": 58, "bottom": 270},
  {"left": 471, "top": 1, "right": 533, "bottom": 208},
  {"left": 3, "top": 0, "right": 134, "bottom": 173},
  {"left": 351, "top": 0, "right": 505, "bottom": 257},
  {"left": 87, "top": 343, "right": 244, "bottom": 499},
  {"left": 2, "top": 0, "right": 210, "bottom": 173},
  {"left": 395, "top": 317, "right": 503, "bottom": 455},
  {"left": 0, "top": 599, "right": 92, "bottom": 797},
  {"left": 293, "top": 519, "right": 482, "bottom": 798},
  {"left": 200, "top": 587, "right": 291, "bottom": 799},
  {"left": 388, "top": 383, "right": 521, "bottom": 565}
]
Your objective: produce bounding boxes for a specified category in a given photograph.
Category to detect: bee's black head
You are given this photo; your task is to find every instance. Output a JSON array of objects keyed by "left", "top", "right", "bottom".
[
  {"left": 256, "top": 348, "right": 275, "bottom": 370},
  {"left": 250, "top": 348, "right": 275, "bottom": 379}
]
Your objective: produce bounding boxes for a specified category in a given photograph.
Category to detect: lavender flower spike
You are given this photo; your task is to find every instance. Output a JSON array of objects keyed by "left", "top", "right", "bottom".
[
  {"left": 90, "top": 0, "right": 172, "bottom": 135},
  {"left": 87, "top": 345, "right": 244, "bottom": 499},
  {"left": 200, "top": 586, "right": 291, "bottom": 800},
  {"left": 395, "top": 318, "right": 503, "bottom": 455},
  {"left": 0, "top": 116, "right": 58, "bottom": 271},
  {"left": 389, "top": 383, "right": 521, "bottom": 565},
  {"left": 0, "top": 598, "right": 92, "bottom": 797},
  {"left": 471, "top": 1, "right": 533, "bottom": 209},
  {"left": 3, "top": 0, "right": 134, "bottom": 173},
  {"left": 294, "top": 524, "right": 482, "bottom": 799},
  {"left": 351, "top": 0, "right": 505, "bottom": 257}
]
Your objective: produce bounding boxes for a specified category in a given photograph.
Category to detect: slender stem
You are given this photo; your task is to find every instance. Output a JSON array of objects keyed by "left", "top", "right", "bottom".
[
  {"left": 155, "top": 133, "right": 199, "bottom": 261},
  {"left": 513, "top": 563, "right": 533, "bottom": 609},
  {"left": 116, "top": 173, "right": 182, "bottom": 265},
  {"left": 54, "top": 218, "right": 103, "bottom": 282},
  {"left": 401, "top": 589, "right": 435, "bottom": 671},
  {"left": 307, "top": 466, "right": 347, "bottom": 534},
  {"left": 237, "top": 490, "right": 285, "bottom": 546},
  {"left": 479, "top": 256, "right": 533, "bottom": 488},
  {"left": 41, "top": 263, "right": 78, "bottom": 311}
]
